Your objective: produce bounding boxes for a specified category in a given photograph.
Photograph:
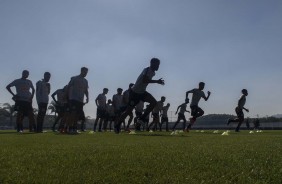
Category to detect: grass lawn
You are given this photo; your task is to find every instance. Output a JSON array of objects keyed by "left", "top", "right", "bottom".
[{"left": 0, "top": 130, "right": 282, "bottom": 184}]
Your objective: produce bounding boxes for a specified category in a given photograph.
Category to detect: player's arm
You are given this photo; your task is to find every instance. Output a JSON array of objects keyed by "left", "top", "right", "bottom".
[
  {"left": 30, "top": 83, "right": 35, "bottom": 100},
  {"left": 142, "top": 75, "right": 164, "bottom": 85},
  {"left": 203, "top": 91, "right": 211, "bottom": 101},
  {"left": 85, "top": 89, "right": 89, "bottom": 103},
  {"left": 175, "top": 106, "right": 180, "bottom": 115},
  {"left": 6, "top": 83, "right": 16, "bottom": 97},
  {"left": 243, "top": 107, "right": 249, "bottom": 112},
  {"left": 51, "top": 91, "right": 58, "bottom": 104},
  {"left": 95, "top": 95, "right": 99, "bottom": 107},
  {"left": 185, "top": 90, "right": 193, "bottom": 99}
]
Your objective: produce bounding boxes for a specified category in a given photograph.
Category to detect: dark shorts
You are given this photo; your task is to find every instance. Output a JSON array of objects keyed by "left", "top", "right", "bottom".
[
  {"left": 161, "top": 117, "right": 168, "bottom": 123},
  {"left": 128, "top": 90, "right": 155, "bottom": 107},
  {"left": 152, "top": 113, "right": 160, "bottom": 122},
  {"left": 14, "top": 100, "right": 33, "bottom": 116},
  {"left": 55, "top": 104, "right": 68, "bottom": 115},
  {"left": 190, "top": 105, "right": 203, "bottom": 117},
  {"left": 69, "top": 100, "right": 84, "bottom": 115},
  {"left": 235, "top": 107, "right": 244, "bottom": 121},
  {"left": 96, "top": 108, "right": 106, "bottom": 119},
  {"left": 38, "top": 103, "right": 48, "bottom": 114},
  {"left": 178, "top": 113, "right": 186, "bottom": 121}
]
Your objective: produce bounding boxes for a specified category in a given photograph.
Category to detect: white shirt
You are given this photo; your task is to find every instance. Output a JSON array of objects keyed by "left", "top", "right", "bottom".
[{"left": 132, "top": 67, "right": 155, "bottom": 94}]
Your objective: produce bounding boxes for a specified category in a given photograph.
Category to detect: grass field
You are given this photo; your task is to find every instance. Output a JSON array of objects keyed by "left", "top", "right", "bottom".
[{"left": 0, "top": 130, "right": 281, "bottom": 184}]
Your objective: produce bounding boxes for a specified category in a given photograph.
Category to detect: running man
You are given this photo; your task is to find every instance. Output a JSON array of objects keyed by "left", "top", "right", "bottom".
[
  {"left": 93, "top": 88, "right": 108, "bottom": 132},
  {"left": 36, "top": 72, "right": 51, "bottom": 133},
  {"left": 227, "top": 89, "right": 249, "bottom": 132},
  {"left": 148, "top": 96, "right": 166, "bottom": 131},
  {"left": 172, "top": 99, "right": 190, "bottom": 131},
  {"left": 6, "top": 70, "right": 36, "bottom": 132},
  {"left": 115, "top": 58, "right": 165, "bottom": 134},
  {"left": 160, "top": 103, "right": 170, "bottom": 131},
  {"left": 67, "top": 67, "right": 89, "bottom": 134},
  {"left": 185, "top": 82, "right": 211, "bottom": 131}
]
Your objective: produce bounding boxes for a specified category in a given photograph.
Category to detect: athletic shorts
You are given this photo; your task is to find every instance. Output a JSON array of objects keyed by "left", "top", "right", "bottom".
[
  {"left": 128, "top": 90, "right": 155, "bottom": 107},
  {"left": 69, "top": 100, "right": 84, "bottom": 115},
  {"left": 38, "top": 103, "right": 48, "bottom": 114},
  {"left": 161, "top": 117, "right": 168, "bottom": 123},
  {"left": 152, "top": 113, "right": 160, "bottom": 122},
  {"left": 96, "top": 108, "right": 106, "bottom": 119},
  {"left": 178, "top": 113, "right": 186, "bottom": 121},
  {"left": 55, "top": 104, "right": 67, "bottom": 115},
  {"left": 190, "top": 105, "right": 203, "bottom": 117},
  {"left": 14, "top": 100, "right": 33, "bottom": 116},
  {"left": 235, "top": 107, "right": 244, "bottom": 121}
]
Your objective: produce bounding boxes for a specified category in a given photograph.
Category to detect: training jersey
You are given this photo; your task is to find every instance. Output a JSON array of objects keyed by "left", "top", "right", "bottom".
[
  {"left": 68, "top": 75, "right": 88, "bottom": 102},
  {"left": 190, "top": 88, "right": 205, "bottom": 106},
  {"left": 162, "top": 105, "right": 170, "bottom": 118},
  {"left": 152, "top": 101, "right": 164, "bottom": 114},
  {"left": 8, "top": 78, "right": 34, "bottom": 102},
  {"left": 96, "top": 93, "right": 107, "bottom": 110},
  {"left": 179, "top": 103, "right": 187, "bottom": 114},
  {"left": 135, "top": 101, "right": 144, "bottom": 113},
  {"left": 112, "top": 94, "right": 123, "bottom": 111},
  {"left": 132, "top": 67, "right": 155, "bottom": 94},
  {"left": 238, "top": 95, "right": 246, "bottom": 109},
  {"left": 122, "top": 89, "right": 130, "bottom": 106},
  {"left": 54, "top": 89, "right": 68, "bottom": 105},
  {"left": 36, "top": 80, "right": 50, "bottom": 104}
]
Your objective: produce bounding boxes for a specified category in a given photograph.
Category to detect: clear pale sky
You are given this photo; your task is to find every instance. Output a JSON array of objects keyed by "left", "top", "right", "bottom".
[{"left": 1, "top": 0, "right": 281, "bottom": 118}]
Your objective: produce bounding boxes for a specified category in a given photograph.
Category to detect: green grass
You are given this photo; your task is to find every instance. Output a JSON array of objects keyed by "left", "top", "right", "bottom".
[{"left": 0, "top": 130, "right": 282, "bottom": 184}]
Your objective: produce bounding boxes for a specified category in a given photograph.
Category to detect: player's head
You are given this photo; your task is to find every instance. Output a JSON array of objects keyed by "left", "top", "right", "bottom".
[
  {"left": 242, "top": 89, "right": 248, "bottom": 96},
  {"left": 107, "top": 99, "right": 112, "bottom": 104},
  {"left": 103, "top": 88, "right": 109, "bottom": 94},
  {"left": 150, "top": 58, "right": 160, "bottom": 71},
  {"left": 185, "top": 98, "right": 189, "bottom": 104},
  {"left": 117, "top": 88, "right": 123, "bottom": 94},
  {"left": 129, "top": 83, "right": 134, "bottom": 89},
  {"left": 161, "top": 96, "right": 166, "bottom": 102},
  {"left": 44, "top": 72, "right": 51, "bottom": 82},
  {"left": 199, "top": 82, "right": 205, "bottom": 90},
  {"left": 22, "top": 70, "right": 29, "bottom": 79},
  {"left": 80, "top": 67, "right": 88, "bottom": 77},
  {"left": 167, "top": 103, "right": 170, "bottom": 107}
]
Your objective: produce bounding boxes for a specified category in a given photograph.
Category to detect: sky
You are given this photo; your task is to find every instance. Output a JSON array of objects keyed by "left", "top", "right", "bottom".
[{"left": 0, "top": 0, "right": 282, "bottom": 119}]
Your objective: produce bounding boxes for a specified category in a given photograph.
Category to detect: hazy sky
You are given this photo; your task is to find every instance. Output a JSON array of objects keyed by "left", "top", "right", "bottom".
[{"left": 1, "top": 0, "right": 281, "bottom": 118}]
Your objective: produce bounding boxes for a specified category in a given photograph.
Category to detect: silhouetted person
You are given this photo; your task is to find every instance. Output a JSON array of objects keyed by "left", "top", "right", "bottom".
[
  {"left": 93, "top": 88, "right": 108, "bottom": 132},
  {"left": 160, "top": 103, "right": 170, "bottom": 132},
  {"left": 227, "top": 89, "right": 249, "bottom": 132},
  {"left": 148, "top": 96, "right": 166, "bottom": 131},
  {"left": 67, "top": 67, "right": 89, "bottom": 134},
  {"left": 172, "top": 99, "right": 190, "bottom": 131},
  {"left": 51, "top": 85, "right": 68, "bottom": 131},
  {"left": 115, "top": 58, "right": 164, "bottom": 134},
  {"left": 186, "top": 82, "right": 211, "bottom": 131},
  {"left": 6, "top": 70, "right": 36, "bottom": 132},
  {"left": 36, "top": 72, "right": 51, "bottom": 133}
]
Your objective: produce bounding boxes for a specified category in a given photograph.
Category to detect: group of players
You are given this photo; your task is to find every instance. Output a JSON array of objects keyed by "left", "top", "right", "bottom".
[{"left": 6, "top": 58, "right": 249, "bottom": 134}]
